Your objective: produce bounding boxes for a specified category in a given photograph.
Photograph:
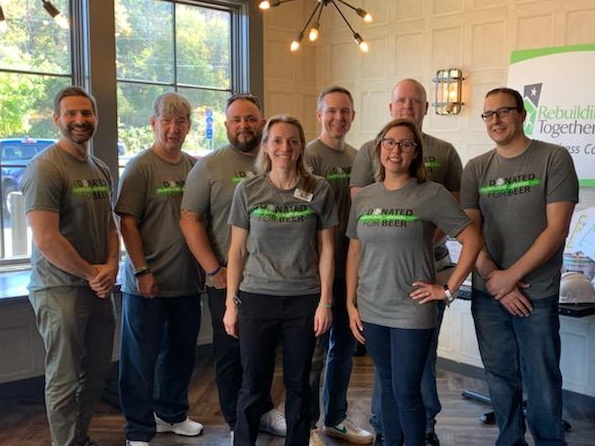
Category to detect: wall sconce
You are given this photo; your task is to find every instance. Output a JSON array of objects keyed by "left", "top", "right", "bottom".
[{"left": 432, "top": 69, "right": 464, "bottom": 115}]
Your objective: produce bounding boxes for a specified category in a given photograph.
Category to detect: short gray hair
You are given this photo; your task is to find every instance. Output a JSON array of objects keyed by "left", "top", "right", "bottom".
[{"left": 152, "top": 92, "right": 192, "bottom": 119}]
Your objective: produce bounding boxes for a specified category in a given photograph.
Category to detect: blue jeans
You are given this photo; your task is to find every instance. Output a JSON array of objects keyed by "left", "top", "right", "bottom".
[
  {"left": 235, "top": 292, "right": 318, "bottom": 446},
  {"left": 370, "top": 301, "right": 445, "bottom": 435},
  {"left": 364, "top": 322, "right": 432, "bottom": 446},
  {"left": 119, "top": 293, "right": 201, "bottom": 442},
  {"left": 471, "top": 289, "right": 566, "bottom": 446},
  {"left": 309, "top": 279, "right": 357, "bottom": 427}
]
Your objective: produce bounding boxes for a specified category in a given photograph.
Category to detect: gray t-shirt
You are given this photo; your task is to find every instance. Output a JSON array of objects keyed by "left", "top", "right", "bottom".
[
  {"left": 346, "top": 180, "right": 471, "bottom": 329},
  {"left": 305, "top": 139, "right": 356, "bottom": 279},
  {"left": 21, "top": 144, "right": 114, "bottom": 291},
  {"left": 350, "top": 133, "right": 462, "bottom": 192},
  {"left": 228, "top": 173, "right": 339, "bottom": 296},
  {"left": 115, "top": 149, "right": 201, "bottom": 297},
  {"left": 460, "top": 140, "right": 579, "bottom": 299},
  {"left": 181, "top": 144, "right": 257, "bottom": 264}
]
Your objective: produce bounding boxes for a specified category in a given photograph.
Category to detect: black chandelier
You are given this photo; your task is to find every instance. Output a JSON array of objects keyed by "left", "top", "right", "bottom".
[{"left": 259, "top": 0, "right": 372, "bottom": 53}]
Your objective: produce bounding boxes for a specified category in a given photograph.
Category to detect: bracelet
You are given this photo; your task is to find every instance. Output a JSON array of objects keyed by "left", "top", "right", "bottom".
[
  {"left": 443, "top": 284, "right": 455, "bottom": 307},
  {"left": 319, "top": 301, "right": 332, "bottom": 308},
  {"left": 133, "top": 265, "right": 151, "bottom": 277},
  {"left": 207, "top": 265, "right": 222, "bottom": 277}
]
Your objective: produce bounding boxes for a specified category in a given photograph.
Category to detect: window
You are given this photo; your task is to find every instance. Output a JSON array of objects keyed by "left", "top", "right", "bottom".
[
  {"left": 0, "top": 0, "right": 255, "bottom": 267},
  {"left": 0, "top": 0, "right": 72, "bottom": 263},
  {"left": 116, "top": 0, "right": 236, "bottom": 163}
]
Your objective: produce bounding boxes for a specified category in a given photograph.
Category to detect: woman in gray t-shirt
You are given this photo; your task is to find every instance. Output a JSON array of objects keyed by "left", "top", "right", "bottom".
[
  {"left": 345, "top": 119, "right": 481, "bottom": 446},
  {"left": 224, "top": 114, "right": 338, "bottom": 446}
]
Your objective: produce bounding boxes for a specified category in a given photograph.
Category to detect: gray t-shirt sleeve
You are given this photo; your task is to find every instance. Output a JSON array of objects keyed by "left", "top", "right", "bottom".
[
  {"left": 460, "top": 157, "right": 482, "bottom": 210},
  {"left": 350, "top": 140, "right": 376, "bottom": 188},
  {"left": 443, "top": 145, "right": 463, "bottom": 193},
  {"left": 181, "top": 158, "right": 211, "bottom": 215},
  {"left": 545, "top": 146, "right": 579, "bottom": 203},
  {"left": 115, "top": 154, "right": 148, "bottom": 218},
  {"left": 228, "top": 181, "right": 251, "bottom": 229},
  {"left": 22, "top": 155, "right": 63, "bottom": 213}
]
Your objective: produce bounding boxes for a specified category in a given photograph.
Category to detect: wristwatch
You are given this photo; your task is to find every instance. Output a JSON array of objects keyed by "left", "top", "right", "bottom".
[{"left": 443, "top": 284, "right": 455, "bottom": 307}]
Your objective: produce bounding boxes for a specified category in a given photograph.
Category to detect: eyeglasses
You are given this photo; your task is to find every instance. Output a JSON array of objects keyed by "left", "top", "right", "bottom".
[
  {"left": 480, "top": 106, "right": 520, "bottom": 121},
  {"left": 381, "top": 138, "right": 417, "bottom": 152},
  {"left": 226, "top": 93, "right": 261, "bottom": 110}
]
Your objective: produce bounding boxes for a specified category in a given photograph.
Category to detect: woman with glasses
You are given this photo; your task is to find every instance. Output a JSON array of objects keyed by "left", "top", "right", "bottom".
[
  {"left": 223, "top": 114, "right": 338, "bottom": 446},
  {"left": 345, "top": 118, "right": 481, "bottom": 446}
]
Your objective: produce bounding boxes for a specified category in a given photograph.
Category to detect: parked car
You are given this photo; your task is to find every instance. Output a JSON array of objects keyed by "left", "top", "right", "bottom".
[{"left": 0, "top": 137, "right": 56, "bottom": 215}]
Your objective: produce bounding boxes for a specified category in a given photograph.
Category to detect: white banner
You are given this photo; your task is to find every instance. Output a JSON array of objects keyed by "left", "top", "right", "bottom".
[{"left": 507, "top": 45, "right": 595, "bottom": 187}]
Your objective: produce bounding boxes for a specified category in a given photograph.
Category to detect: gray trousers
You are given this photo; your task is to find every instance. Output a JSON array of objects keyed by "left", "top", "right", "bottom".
[{"left": 29, "top": 286, "right": 115, "bottom": 446}]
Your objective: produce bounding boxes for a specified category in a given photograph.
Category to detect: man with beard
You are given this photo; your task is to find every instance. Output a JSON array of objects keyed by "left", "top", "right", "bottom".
[
  {"left": 21, "top": 86, "right": 119, "bottom": 446},
  {"left": 116, "top": 92, "right": 204, "bottom": 446},
  {"left": 180, "top": 93, "right": 286, "bottom": 442}
]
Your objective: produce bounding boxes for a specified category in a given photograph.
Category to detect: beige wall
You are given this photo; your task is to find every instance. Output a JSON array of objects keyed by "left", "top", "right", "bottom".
[{"left": 261, "top": 0, "right": 595, "bottom": 174}]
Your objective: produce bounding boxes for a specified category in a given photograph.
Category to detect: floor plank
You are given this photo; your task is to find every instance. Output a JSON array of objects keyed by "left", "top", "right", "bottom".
[{"left": 0, "top": 346, "right": 593, "bottom": 446}]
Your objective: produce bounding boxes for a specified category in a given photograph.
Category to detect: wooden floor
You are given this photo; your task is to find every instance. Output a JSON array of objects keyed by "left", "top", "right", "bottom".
[{"left": 0, "top": 346, "right": 593, "bottom": 446}]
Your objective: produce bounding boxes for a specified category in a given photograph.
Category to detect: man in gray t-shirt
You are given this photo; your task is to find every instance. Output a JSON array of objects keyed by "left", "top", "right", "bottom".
[
  {"left": 180, "top": 94, "right": 286, "bottom": 438},
  {"left": 116, "top": 93, "right": 203, "bottom": 446},
  {"left": 350, "top": 79, "right": 462, "bottom": 446},
  {"left": 460, "top": 87, "right": 578, "bottom": 446},
  {"left": 21, "top": 86, "right": 119, "bottom": 446},
  {"left": 304, "top": 86, "right": 373, "bottom": 445}
]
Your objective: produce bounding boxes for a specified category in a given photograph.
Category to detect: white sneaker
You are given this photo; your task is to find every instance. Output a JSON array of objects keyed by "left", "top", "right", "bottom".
[
  {"left": 322, "top": 419, "right": 373, "bottom": 444},
  {"left": 154, "top": 414, "right": 204, "bottom": 436},
  {"left": 309, "top": 429, "right": 326, "bottom": 446},
  {"left": 259, "top": 408, "right": 287, "bottom": 436},
  {"left": 125, "top": 441, "right": 150, "bottom": 446}
]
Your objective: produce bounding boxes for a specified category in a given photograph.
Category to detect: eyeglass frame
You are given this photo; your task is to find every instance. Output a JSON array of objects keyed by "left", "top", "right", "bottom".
[
  {"left": 380, "top": 138, "right": 418, "bottom": 153},
  {"left": 480, "top": 106, "right": 521, "bottom": 121}
]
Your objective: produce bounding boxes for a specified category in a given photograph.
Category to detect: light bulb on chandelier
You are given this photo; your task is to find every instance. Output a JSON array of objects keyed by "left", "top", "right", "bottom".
[{"left": 259, "top": 0, "right": 372, "bottom": 53}]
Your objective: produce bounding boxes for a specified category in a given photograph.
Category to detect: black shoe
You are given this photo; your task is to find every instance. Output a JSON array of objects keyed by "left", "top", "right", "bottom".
[
  {"left": 373, "top": 434, "right": 384, "bottom": 446},
  {"left": 425, "top": 432, "right": 440, "bottom": 446}
]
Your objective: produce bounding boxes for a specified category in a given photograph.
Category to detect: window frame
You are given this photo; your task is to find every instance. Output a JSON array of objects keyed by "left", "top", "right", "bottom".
[{"left": 0, "top": 0, "right": 260, "bottom": 269}]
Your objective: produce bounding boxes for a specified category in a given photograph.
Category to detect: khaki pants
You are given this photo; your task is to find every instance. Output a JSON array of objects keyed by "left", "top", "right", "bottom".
[{"left": 29, "top": 286, "right": 115, "bottom": 446}]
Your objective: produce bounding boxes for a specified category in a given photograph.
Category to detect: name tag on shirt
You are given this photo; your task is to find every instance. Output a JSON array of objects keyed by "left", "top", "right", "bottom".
[{"left": 293, "top": 188, "right": 313, "bottom": 202}]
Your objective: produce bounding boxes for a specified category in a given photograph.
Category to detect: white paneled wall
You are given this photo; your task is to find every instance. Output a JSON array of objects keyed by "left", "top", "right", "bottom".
[{"left": 262, "top": 0, "right": 595, "bottom": 165}]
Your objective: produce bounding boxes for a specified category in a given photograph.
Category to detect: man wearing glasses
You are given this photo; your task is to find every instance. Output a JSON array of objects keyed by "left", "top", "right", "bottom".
[
  {"left": 460, "top": 87, "right": 578, "bottom": 446},
  {"left": 350, "top": 79, "right": 462, "bottom": 446},
  {"left": 180, "top": 93, "right": 287, "bottom": 443}
]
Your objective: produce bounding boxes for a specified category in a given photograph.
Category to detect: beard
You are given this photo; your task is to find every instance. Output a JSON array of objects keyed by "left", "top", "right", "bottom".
[
  {"left": 229, "top": 130, "right": 261, "bottom": 153},
  {"left": 62, "top": 123, "right": 96, "bottom": 144}
]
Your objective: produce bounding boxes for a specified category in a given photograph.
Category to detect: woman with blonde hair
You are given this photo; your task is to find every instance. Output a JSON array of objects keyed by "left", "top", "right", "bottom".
[{"left": 224, "top": 114, "right": 338, "bottom": 446}]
